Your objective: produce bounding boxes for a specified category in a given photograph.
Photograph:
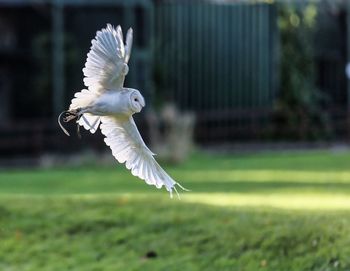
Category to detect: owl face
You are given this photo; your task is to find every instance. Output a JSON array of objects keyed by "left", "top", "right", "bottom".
[{"left": 129, "top": 89, "right": 145, "bottom": 113}]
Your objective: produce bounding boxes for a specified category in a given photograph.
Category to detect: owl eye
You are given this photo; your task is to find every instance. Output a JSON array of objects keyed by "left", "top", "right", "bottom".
[{"left": 134, "top": 98, "right": 138, "bottom": 102}]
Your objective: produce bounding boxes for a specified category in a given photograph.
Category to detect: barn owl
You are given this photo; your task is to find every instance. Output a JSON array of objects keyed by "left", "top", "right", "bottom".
[{"left": 58, "top": 24, "right": 187, "bottom": 197}]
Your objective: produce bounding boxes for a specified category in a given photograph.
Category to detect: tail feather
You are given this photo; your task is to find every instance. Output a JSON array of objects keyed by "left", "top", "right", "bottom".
[{"left": 79, "top": 114, "right": 100, "bottom": 134}]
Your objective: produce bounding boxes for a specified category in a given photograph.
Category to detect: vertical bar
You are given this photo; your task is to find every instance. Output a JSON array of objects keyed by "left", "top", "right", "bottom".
[
  {"left": 253, "top": 3, "right": 258, "bottom": 109},
  {"left": 270, "top": 2, "right": 279, "bottom": 106},
  {"left": 347, "top": 2, "right": 350, "bottom": 112},
  {"left": 183, "top": 3, "right": 187, "bottom": 109},
  {"left": 211, "top": 4, "right": 217, "bottom": 140},
  {"left": 219, "top": 3, "right": 224, "bottom": 137},
  {"left": 170, "top": 3, "right": 176, "bottom": 104},
  {"left": 248, "top": 3, "right": 252, "bottom": 109},
  {"left": 347, "top": 0, "right": 350, "bottom": 135},
  {"left": 164, "top": 3, "right": 170, "bottom": 102},
  {"left": 202, "top": 3, "right": 208, "bottom": 111},
  {"left": 52, "top": 0, "right": 65, "bottom": 116},
  {"left": 196, "top": 2, "right": 202, "bottom": 111},
  {"left": 149, "top": 2, "right": 155, "bottom": 109},
  {"left": 237, "top": 2, "right": 243, "bottom": 130},
  {"left": 143, "top": 2, "right": 154, "bottom": 110},
  {"left": 258, "top": 3, "right": 263, "bottom": 107},
  {"left": 231, "top": 3, "right": 237, "bottom": 137},
  {"left": 243, "top": 3, "right": 248, "bottom": 108},
  {"left": 124, "top": 4, "right": 136, "bottom": 89},
  {"left": 252, "top": 4, "right": 258, "bottom": 108},
  {"left": 190, "top": 2, "right": 195, "bottom": 111},
  {"left": 194, "top": 2, "right": 199, "bottom": 111},
  {"left": 176, "top": 3, "right": 182, "bottom": 110},
  {"left": 260, "top": 4, "right": 267, "bottom": 107}
]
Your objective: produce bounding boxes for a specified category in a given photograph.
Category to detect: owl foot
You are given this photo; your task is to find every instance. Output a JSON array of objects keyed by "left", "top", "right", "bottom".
[{"left": 58, "top": 108, "right": 82, "bottom": 137}]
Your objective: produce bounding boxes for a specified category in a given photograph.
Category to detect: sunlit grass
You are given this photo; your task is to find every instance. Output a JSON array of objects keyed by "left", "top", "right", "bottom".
[
  {"left": 2, "top": 151, "right": 350, "bottom": 196},
  {"left": 177, "top": 169, "right": 350, "bottom": 183},
  {"left": 1, "top": 150, "right": 350, "bottom": 270},
  {"left": 3, "top": 191, "right": 350, "bottom": 210},
  {"left": 183, "top": 193, "right": 350, "bottom": 210}
]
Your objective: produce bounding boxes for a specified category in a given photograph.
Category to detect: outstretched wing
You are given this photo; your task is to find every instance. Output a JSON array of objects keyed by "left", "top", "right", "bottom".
[
  {"left": 83, "top": 24, "right": 133, "bottom": 93},
  {"left": 70, "top": 25, "right": 133, "bottom": 133},
  {"left": 100, "top": 116, "right": 183, "bottom": 197}
]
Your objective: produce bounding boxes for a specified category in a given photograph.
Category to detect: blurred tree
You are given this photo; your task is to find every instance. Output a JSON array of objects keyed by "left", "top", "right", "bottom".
[{"left": 274, "top": 3, "right": 332, "bottom": 140}]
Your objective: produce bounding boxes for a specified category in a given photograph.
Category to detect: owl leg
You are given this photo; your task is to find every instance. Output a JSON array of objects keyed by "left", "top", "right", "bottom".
[
  {"left": 58, "top": 106, "right": 97, "bottom": 137},
  {"left": 58, "top": 110, "right": 74, "bottom": 136},
  {"left": 58, "top": 108, "right": 88, "bottom": 137}
]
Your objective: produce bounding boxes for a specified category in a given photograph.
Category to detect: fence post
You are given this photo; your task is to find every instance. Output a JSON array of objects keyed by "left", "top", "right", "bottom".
[
  {"left": 52, "top": 0, "right": 65, "bottom": 117},
  {"left": 347, "top": 1, "right": 350, "bottom": 138}
]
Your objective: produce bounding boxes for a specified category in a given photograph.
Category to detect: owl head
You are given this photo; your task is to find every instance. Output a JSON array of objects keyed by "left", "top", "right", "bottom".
[{"left": 129, "top": 89, "right": 145, "bottom": 113}]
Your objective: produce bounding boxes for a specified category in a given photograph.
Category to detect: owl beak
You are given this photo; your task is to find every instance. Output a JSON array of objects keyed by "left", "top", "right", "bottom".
[{"left": 140, "top": 97, "right": 145, "bottom": 107}]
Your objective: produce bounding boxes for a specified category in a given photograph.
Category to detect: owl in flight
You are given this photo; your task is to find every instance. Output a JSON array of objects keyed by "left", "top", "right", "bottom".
[{"left": 58, "top": 24, "right": 187, "bottom": 197}]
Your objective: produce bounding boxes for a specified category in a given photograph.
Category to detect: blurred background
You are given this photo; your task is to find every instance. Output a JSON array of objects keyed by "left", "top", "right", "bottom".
[
  {"left": 2, "top": 0, "right": 350, "bottom": 270},
  {"left": 1, "top": 0, "right": 349, "bottom": 161}
]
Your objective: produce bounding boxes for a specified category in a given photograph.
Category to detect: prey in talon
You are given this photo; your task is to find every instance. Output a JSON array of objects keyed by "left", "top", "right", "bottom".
[
  {"left": 57, "top": 24, "right": 188, "bottom": 197},
  {"left": 58, "top": 108, "right": 83, "bottom": 137}
]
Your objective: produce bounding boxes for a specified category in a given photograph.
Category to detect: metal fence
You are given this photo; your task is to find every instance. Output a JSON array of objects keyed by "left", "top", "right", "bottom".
[
  {"left": 154, "top": 0, "right": 349, "bottom": 142},
  {"left": 0, "top": 0, "right": 349, "bottom": 157},
  {"left": 154, "top": 1, "right": 278, "bottom": 141},
  {"left": 0, "top": 0, "right": 154, "bottom": 157}
]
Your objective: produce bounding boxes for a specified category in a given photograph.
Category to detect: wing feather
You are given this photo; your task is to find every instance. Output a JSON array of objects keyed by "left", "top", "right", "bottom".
[
  {"left": 100, "top": 116, "right": 181, "bottom": 196},
  {"left": 70, "top": 25, "right": 133, "bottom": 134},
  {"left": 83, "top": 24, "right": 132, "bottom": 93},
  {"left": 125, "top": 28, "right": 133, "bottom": 63}
]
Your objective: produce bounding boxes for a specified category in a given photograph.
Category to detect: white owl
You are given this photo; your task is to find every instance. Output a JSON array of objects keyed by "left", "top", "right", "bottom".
[{"left": 58, "top": 24, "right": 187, "bottom": 197}]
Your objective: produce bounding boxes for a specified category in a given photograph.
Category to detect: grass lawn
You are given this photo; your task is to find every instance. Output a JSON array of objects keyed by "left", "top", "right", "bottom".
[{"left": 1, "top": 150, "right": 350, "bottom": 270}]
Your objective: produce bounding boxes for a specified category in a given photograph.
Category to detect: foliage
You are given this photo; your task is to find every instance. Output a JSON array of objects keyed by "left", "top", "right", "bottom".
[
  {"left": 274, "top": 3, "right": 332, "bottom": 140},
  {"left": 1, "top": 150, "right": 350, "bottom": 270}
]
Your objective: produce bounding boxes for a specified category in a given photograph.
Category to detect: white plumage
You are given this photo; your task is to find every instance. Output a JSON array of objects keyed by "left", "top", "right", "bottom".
[{"left": 60, "top": 24, "right": 186, "bottom": 197}]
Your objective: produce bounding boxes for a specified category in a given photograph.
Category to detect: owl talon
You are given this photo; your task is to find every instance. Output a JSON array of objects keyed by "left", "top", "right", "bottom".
[
  {"left": 58, "top": 108, "right": 82, "bottom": 137},
  {"left": 63, "top": 114, "right": 76, "bottom": 122},
  {"left": 62, "top": 109, "right": 81, "bottom": 122}
]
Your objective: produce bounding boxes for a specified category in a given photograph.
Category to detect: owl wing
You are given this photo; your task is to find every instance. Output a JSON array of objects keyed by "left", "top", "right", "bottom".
[
  {"left": 83, "top": 24, "right": 133, "bottom": 93},
  {"left": 70, "top": 25, "right": 133, "bottom": 134},
  {"left": 100, "top": 116, "right": 185, "bottom": 197}
]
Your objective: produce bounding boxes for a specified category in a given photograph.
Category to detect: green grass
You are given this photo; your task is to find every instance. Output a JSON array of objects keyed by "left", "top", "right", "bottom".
[{"left": 1, "top": 150, "right": 350, "bottom": 270}]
